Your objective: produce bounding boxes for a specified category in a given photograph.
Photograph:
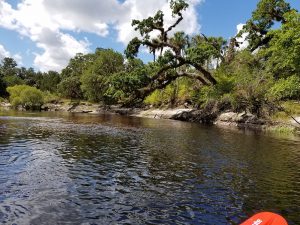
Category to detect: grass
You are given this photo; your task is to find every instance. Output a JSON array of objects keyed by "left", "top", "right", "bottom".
[
  {"left": 271, "top": 100, "right": 300, "bottom": 122},
  {"left": 266, "top": 125, "right": 297, "bottom": 134}
]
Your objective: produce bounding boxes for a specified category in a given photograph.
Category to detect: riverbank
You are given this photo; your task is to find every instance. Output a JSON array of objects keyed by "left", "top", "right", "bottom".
[{"left": 1, "top": 100, "right": 300, "bottom": 134}]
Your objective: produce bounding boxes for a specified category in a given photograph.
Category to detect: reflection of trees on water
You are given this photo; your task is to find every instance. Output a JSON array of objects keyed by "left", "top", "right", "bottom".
[{"left": 0, "top": 121, "right": 9, "bottom": 144}]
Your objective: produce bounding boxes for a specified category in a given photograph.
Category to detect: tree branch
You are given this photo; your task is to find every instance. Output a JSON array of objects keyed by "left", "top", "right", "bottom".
[
  {"left": 201, "top": 33, "right": 225, "bottom": 62},
  {"left": 165, "top": 14, "right": 183, "bottom": 35},
  {"left": 142, "top": 40, "right": 180, "bottom": 54},
  {"left": 150, "top": 61, "right": 185, "bottom": 81},
  {"left": 174, "top": 55, "right": 217, "bottom": 85},
  {"left": 136, "top": 71, "right": 208, "bottom": 100}
]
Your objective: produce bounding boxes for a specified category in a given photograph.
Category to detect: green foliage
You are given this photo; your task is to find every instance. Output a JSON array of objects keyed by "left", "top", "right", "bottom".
[
  {"left": 125, "top": 38, "right": 142, "bottom": 59},
  {"left": 0, "top": 57, "right": 17, "bottom": 77},
  {"left": 80, "top": 49, "right": 124, "bottom": 102},
  {"left": 81, "top": 73, "right": 106, "bottom": 102},
  {"left": 61, "top": 53, "right": 94, "bottom": 79},
  {"left": 267, "top": 125, "right": 296, "bottom": 134},
  {"left": 104, "top": 64, "right": 150, "bottom": 104},
  {"left": 252, "top": 0, "right": 290, "bottom": 28},
  {"left": 144, "top": 78, "right": 197, "bottom": 107},
  {"left": 1, "top": 0, "right": 299, "bottom": 118},
  {"left": 7, "top": 85, "right": 44, "bottom": 110},
  {"left": 3, "top": 75, "right": 25, "bottom": 87},
  {"left": 191, "top": 50, "right": 275, "bottom": 115},
  {"left": 144, "top": 90, "right": 162, "bottom": 106},
  {"left": 102, "top": 59, "right": 149, "bottom": 104},
  {"left": 267, "top": 75, "right": 300, "bottom": 100},
  {"left": 58, "top": 52, "right": 95, "bottom": 99},
  {"left": 43, "top": 91, "right": 61, "bottom": 104},
  {"left": 271, "top": 101, "right": 300, "bottom": 121},
  {"left": 58, "top": 76, "right": 83, "bottom": 99},
  {"left": 126, "top": 0, "right": 218, "bottom": 93},
  {"left": 0, "top": 57, "right": 24, "bottom": 92},
  {"left": 0, "top": 77, "right": 6, "bottom": 97},
  {"left": 187, "top": 36, "right": 226, "bottom": 65},
  {"left": 224, "top": 51, "right": 274, "bottom": 115},
  {"left": 260, "top": 10, "right": 300, "bottom": 79},
  {"left": 38, "top": 71, "right": 61, "bottom": 93},
  {"left": 239, "top": 0, "right": 292, "bottom": 51}
]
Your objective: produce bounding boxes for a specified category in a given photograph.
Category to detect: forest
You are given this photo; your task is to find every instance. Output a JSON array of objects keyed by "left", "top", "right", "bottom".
[{"left": 0, "top": 0, "right": 299, "bottom": 118}]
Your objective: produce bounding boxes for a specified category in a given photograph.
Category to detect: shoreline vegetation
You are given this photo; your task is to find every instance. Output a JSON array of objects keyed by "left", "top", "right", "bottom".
[
  {"left": 1, "top": 0, "right": 300, "bottom": 135},
  {"left": 1, "top": 99, "right": 299, "bottom": 134}
]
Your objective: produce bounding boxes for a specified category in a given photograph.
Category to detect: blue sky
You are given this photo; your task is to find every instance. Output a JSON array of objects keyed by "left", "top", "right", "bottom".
[{"left": 0, "top": 0, "right": 299, "bottom": 72}]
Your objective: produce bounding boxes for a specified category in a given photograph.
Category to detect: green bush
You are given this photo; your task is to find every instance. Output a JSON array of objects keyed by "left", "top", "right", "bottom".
[
  {"left": 43, "top": 91, "right": 61, "bottom": 103},
  {"left": 80, "top": 73, "right": 105, "bottom": 102},
  {"left": 267, "top": 75, "right": 300, "bottom": 100},
  {"left": 144, "top": 78, "right": 201, "bottom": 107},
  {"left": 7, "top": 85, "right": 44, "bottom": 110},
  {"left": 143, "top": 83, "right": 182, "bottom": 107},
  {"left": 104, "top": 65, "right": 150, "bottom": 105},
  {"left": 144, "top": 90, "right": 163, "bottom": 106},
  {"left": 3, "top": 75, "right": 24, "bottom": 87},
  {"left": 58, "top": 76, "right": 83, "bottom": 99}
]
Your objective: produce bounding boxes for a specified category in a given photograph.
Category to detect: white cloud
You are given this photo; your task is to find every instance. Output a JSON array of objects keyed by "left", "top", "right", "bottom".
[
  {"left": 13, "top": 53, "right": 23, "bottom": 66},
  {"left": 236, "top": 23, "right": 249, "bottom": 50},
  {"left": 33, "top": 30, "right": 90, "bottom": 71},
  {"left": 0, "top": 43, "right": 23, "bottom": 65},
  {"left": 116, "top": 0, "right": 202, "bottom": 44},
  {"left": 0, "top": 0, "right": 203, "bottom": 71},
  {"left": 0, "top": 44, "right": 10, "bottom": 60}
]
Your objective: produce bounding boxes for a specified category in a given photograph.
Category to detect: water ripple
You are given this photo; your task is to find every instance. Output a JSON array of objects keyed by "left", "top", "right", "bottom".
[{"left": 0, "top": 113, "right": 299, "bottom": 224}]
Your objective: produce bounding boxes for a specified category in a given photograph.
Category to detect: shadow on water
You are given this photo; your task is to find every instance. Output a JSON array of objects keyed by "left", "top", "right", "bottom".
[{"left": 0, "top": 111, "right": 299, "bottom": 224}]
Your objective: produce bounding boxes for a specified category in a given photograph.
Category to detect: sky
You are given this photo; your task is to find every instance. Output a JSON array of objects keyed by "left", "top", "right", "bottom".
[{"left": 0, "top": 0, "right": 299, "bottom": 72}]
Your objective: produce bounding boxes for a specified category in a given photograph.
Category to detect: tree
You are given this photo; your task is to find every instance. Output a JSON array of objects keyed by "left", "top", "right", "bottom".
[
  {"left": 260, "top": 10, "right": 300, "bottom": 79},
  {"left": 80, "top": 48, "right": 124, "bottom": 102},
  {"left": 61, "top": 53, "right": 94, "bottom": 80},
  {"left": 58, "top": 76, "right": 83, "bottom": 99},
  {"left": 0, "top": 62, "right": 7, "bottom": 97},
  {"left": 58, "top": 53, "right": 93, "bottom": 99},
  {"left": 17, "top": 67, "right": 38, "bottom": 86},
  {"left": 0, "top": 78, "right": 6, "bottom": 97},
  {"left": 39, "top": 71, "right": 61, "bottom": 93},
  {"left": 104, "top": 59, "right": 150, "bottom": 105},
  {"left": 125, "top": 0, "right": 226, "bottom": 101},
  {"left": 238, "top": 0, "right": 292, "bottom": 51},
  {"left": 1, "top": 57, "right": 17, "bottom": 76},
  {"left": 0, "top": 57, "right": 23, "bottom": 87}
]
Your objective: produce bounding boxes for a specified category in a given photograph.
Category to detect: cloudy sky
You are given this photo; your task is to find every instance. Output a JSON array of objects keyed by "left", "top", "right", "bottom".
[{"left": 0, "top": 0, "right": 299, "bottom": 72}]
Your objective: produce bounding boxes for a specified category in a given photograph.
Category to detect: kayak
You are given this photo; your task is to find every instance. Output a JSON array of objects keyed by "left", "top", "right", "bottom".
[{"left": 240, "top": 212, "right": 288, "bottom": 225}]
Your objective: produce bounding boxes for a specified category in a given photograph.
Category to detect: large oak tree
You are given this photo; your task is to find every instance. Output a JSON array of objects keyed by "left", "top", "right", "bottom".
[{"left": 125, "top": 0, "right": 226, "bottom": 101}]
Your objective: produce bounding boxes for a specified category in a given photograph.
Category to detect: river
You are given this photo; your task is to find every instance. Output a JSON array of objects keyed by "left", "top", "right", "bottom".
[{"left": 0, "top": 111, "right": 299, "bottom": 225}]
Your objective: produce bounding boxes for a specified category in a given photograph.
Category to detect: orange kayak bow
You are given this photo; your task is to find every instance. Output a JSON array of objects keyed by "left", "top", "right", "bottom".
[{"left": 240, "top": 212, "right": 288, "bottom": 225}]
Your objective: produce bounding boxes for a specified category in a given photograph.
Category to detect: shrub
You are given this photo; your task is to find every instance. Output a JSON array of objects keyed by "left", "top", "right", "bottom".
[
  {"left": 58, "top": 76, "right": 83, "bottom": 99},
  {"left": 267, "top": 75, "right": 300, "bottom": 100},
  {"left": 7, "top": 85, "right": 44, "bottom": 110},
  {"left": 104, "top": 65, "right": 150, "bottom": 105},
  {"left": 144, "top": 90, "right": 163, "bottom": 106},
  {"left": 143, "top": 81, "right": 187, "bottom": 107},
  {"left": 43, "top": 91, "right": 61, "bottom": 104},
  {"left": 3, "top": 75, "right": 24, "bottom": 87}
]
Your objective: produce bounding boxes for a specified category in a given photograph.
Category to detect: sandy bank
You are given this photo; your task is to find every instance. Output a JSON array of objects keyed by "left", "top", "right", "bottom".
[{"left": 1, "top": 100, "right": 299, "bottom": 133}]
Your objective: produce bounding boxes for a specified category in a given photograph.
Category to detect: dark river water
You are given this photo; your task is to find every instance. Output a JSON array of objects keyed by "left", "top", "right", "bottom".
[{"left": 0, "top": 111, "right": 299, "bottom": 225}]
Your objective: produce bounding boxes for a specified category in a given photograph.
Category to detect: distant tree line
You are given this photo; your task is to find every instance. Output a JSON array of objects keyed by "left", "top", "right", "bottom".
[{"left": 0, "top": 57, "right": 61, "bottom": 97}]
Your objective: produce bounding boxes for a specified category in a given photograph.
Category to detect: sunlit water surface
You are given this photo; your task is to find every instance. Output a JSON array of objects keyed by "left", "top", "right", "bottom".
[{"left": 0, "top": 111, "right": 299, "bottom": 225}]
